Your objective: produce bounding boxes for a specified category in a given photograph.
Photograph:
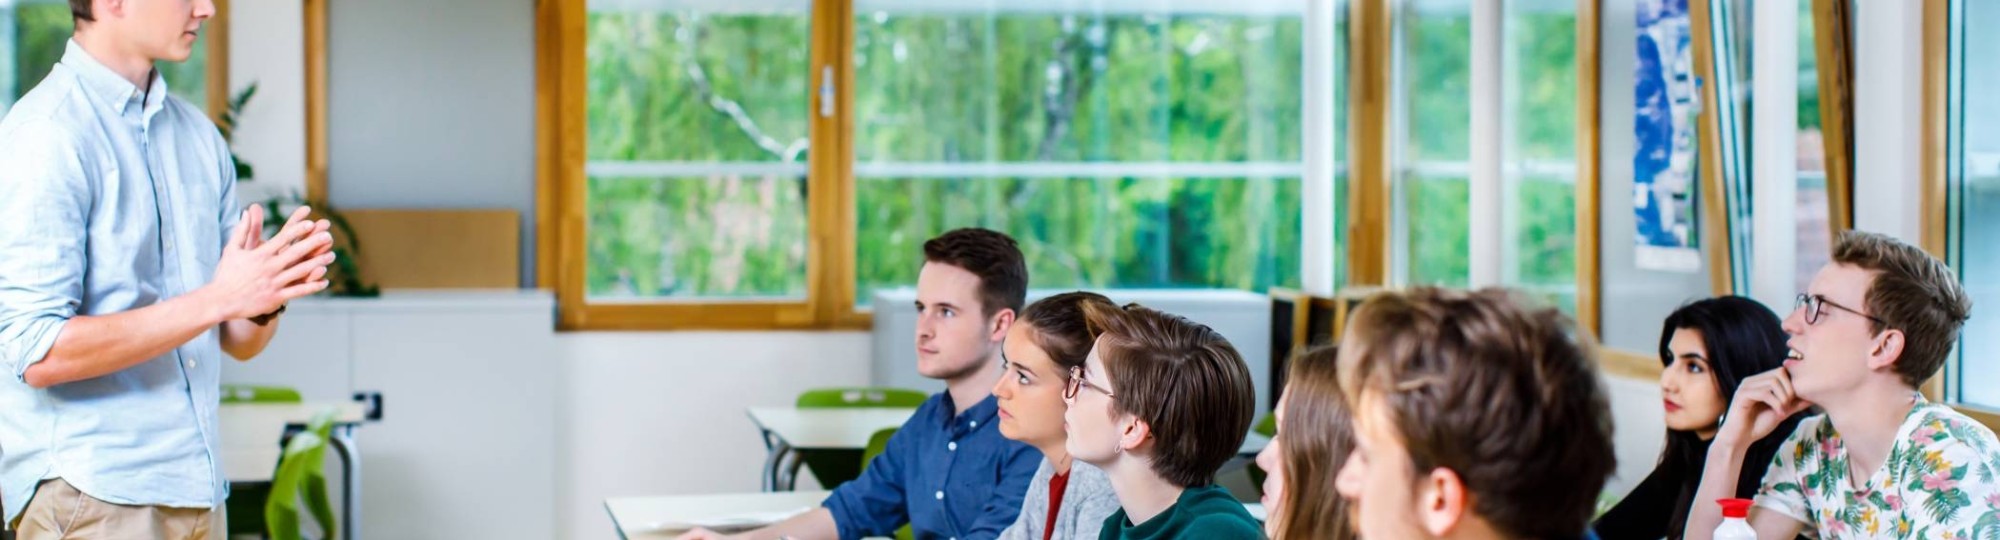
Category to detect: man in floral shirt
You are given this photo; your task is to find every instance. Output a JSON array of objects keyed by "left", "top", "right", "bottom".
[{"left": 1685, "top": 231, "right": 1999, "bottom": 540}]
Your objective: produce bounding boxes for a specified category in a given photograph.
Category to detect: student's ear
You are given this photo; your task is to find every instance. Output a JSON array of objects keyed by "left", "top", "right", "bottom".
[
  {"left": 1866, "top": 328, "right": 1907, "bottom": 373},
  {"left": 986, "top": 308, "right": 1016, "bottom": 343},
  {"left": 1417, "top": 467, "right": 1469, "bottom": 536},
  {"left": 1118, "top": 414, "right": 1151, "bottom": 454},
  {"left": 100, "top": 0, "right": 126, "bottom": 18}
]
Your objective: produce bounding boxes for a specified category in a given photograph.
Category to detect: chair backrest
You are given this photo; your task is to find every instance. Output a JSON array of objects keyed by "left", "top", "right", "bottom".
[
  {"left": 861, "top": 428, "right": 898, "bottom": 470},
  {"left": 222, "top": 385, "right": 304, "bottom": 404},
  {"left": 266, "top": 412, "right": 337, "bottom": 540},
  {"left": 797, "top": 387, "right": 927, "bottom": 409},
  {"left": 1254, "top": 413, "right": 1277, "bottom": 439}
]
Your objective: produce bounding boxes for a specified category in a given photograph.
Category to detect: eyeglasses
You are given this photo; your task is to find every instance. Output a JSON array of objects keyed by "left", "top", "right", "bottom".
[
  {"left": 1065, "top": 366, "right": 1116, "bottom": 401},
  {"left": 1795, "top": 293, "right": 1887, "bottom": 327}
]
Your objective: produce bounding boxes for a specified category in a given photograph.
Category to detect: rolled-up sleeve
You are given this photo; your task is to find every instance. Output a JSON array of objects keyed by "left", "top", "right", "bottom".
[
  {"left": 0, "top": 120, "right": 93, "bottom": 381},
  {"left": 824, "top": 425, "right": 912, "bottom": 540}
]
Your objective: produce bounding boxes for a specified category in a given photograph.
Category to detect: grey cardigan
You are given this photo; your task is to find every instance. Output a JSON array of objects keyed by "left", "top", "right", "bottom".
[{"left": 998, "top": 458, "right": 1120, "bottom": 540}]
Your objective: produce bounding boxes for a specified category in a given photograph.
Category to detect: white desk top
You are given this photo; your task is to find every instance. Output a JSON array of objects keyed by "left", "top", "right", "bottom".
[
  {"left": 749, "top": 406, "right": 1271, "bottom": 455},
  {"left": 607, "top": 492, "right": 1266, "bottom": 539},
  {"left": 607, "top": 491, "right": 829, "bottom": 539},
  {"left": 746, "top": 407, "right": 917, "bottom": 450},
  {"left": 220, "top": 402, "right": 368, "bottom": 483}
]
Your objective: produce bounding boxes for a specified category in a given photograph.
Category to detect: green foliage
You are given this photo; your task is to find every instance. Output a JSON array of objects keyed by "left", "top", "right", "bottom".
[{"left": 8, "top": 4, "right": 207, "bottom": 107}]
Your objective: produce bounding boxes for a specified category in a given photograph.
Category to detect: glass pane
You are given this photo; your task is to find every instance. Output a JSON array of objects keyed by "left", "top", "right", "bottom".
[
  {"left": 1953, "top": 0, "right": 2000, "bottom": 410},
  {"left": 584, "top": 2, "right": 812, "bottom": 301},
  {"left": 4, "top": 1, "right": 209, "bottom": 115},
  {"left": 1794, "top": 0, "right": 1832, "bottom": 293},
  {"left": 1503, "top": 0, "right": 1578, "bottom": 313},
  {"left": 1402, "top": 0, "right": 1470, "bottom": 287},
  {"left": 851, "top": 2, "right": 1322, "bottom": 306}
]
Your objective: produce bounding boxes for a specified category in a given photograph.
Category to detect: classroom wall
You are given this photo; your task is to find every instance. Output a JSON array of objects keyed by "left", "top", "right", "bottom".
[
  {"left": 1595, "top": 0, "right": 1717, "bottom": 354},
  {"left": 557, "top": 332, "right": 874, "bottom": 540},
  {"left": 326, "top": 0, "right": 540, "bottom": 286}
]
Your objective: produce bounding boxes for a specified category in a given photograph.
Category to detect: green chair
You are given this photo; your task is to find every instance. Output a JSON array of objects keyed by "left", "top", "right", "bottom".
[
  {"left": 222, "top": 385, "right": 304, "bottom": 405},
  {"left": 796, "top": 388, "right": 927, "bottom": 408},
  {"left": 859, "top": 428, "right": 913, "bottom": 540},
  {"left": 265, "top": 412, "right": 339, "bottom": 540},
  {"left": 223, "top": 385, "right": 305, "bottom": 538},
  {"left": 791, "top": 388, "right": 926, "bottom": 489},
  {"left": 1247, "top": 414, "right": 1278, "bottom": 491}
]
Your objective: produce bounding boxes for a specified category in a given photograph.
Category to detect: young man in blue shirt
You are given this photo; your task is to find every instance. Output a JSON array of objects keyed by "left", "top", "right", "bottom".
[{"left": 681, "top": 228, "right": 1041, "bottom": 540}]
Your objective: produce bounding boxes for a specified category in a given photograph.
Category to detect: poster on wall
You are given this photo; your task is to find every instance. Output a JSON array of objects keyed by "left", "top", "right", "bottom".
[{"left": 1633, "top": 0, "right": 1703, "bottom": 273}]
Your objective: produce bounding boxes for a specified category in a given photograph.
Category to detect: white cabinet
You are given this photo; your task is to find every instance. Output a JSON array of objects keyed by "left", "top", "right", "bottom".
[{"left": 225, "top": 290, "right": 556, "bottom": 539}]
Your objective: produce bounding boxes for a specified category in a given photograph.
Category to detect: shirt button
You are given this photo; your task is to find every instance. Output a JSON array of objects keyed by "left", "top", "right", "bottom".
[
  {"left": 934, "top": 491, "right": 944, "bottom": 500},
  {"left": 185, "top": 359, "right": 196, "bottom": 369},
  {"left": 970, "top": 420, "right": 978, "bottom": 428},
  {"left": 947, "top": 442, "right": 957, "bottom": 451}
]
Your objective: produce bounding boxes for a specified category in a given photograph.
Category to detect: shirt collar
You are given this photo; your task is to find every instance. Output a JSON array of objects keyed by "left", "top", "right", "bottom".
[
  {"left": 60, "top": 39, "right": 169, "bottom": 119},
  {"left": 932, "top": 393, "right": 1001, "bottom": 433}
]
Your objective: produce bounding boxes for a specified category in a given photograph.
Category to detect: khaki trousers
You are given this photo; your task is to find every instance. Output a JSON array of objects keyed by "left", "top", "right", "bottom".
[{"left": 10, "top": 479, "right": 218, "bottom": 540}]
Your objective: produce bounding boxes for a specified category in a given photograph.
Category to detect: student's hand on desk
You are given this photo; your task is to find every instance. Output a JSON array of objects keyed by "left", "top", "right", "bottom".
[
  {"left": 673, "top": 528, "right": 739, "bottom": 540},
  {"left": 1715, "top": 367, "right": 1814, "bottom": 449},
  {"left": 201, "top": 204, "right": 336, "bottom": 321}
]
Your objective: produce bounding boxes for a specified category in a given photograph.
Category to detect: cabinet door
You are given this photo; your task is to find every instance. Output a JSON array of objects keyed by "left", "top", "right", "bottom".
[
  {"left": 222, "top": 310, "right": 354, "bottom": 401},
  {"left": 349, "top": 309, "right": 557, "bottom": 539}
]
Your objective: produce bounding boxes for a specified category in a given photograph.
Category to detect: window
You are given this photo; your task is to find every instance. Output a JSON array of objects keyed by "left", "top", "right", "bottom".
[
  {"left": 1396, "top": 0, "right": 1471, "bottom": 288},
  {"left": 849, "top": 1, "right": 1322, "bottom": 306},
  {"left": 1502, "top": 0, "right": 1578, "bottom": 312},
  {"left": 1793, "top": 0, "right": 1833, "bottom": 289},
  {"left": 541, "top": 0, "right": 1608, "bottom": 330},
  {"left": 1946, "top": 0, "right": 2000, "bottom": 411},
  {"left": 2, "top": 0, "right": 211, "bottom": 117},
  {"left": 1392, "top": 0, "right": 1577, "bottom": 312},
  {"left": 581, "top": 1, "right": 814, "bottom": 303}
]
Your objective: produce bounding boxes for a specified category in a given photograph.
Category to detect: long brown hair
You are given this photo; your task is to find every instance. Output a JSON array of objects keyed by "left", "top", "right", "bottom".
[{"left": 1271, "top": 345, "right": 1357, "bottom": 540}]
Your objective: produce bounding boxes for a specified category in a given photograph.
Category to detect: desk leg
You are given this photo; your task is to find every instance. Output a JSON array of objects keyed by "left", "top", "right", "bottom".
[
  {"left": 761, "top": 431, "right": 790, "bottom": 493},
  {"left": 330, "top": 425, "right": 360, "bottom": 540}
]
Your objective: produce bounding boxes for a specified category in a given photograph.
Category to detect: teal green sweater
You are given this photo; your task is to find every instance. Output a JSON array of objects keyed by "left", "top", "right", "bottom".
[{"left": 1097, "top": 485, "right": 1265, "bottom": 540}]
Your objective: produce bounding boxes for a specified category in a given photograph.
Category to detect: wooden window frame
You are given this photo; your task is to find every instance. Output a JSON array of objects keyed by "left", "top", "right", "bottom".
[
  {"left": 1921, "top": 0, "right": 2000, "bottom": 431},
  {"left": 535, "top": 0, "right": 1605, "bottom": 333},
  {"left": 536, "top": 0, "right": 859, "bottom": 331}
]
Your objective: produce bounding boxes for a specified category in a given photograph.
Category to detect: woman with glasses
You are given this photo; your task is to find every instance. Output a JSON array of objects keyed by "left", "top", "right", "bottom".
[
  {"left": 993, "top": 292, "right": 1123, "bottom": 540},
  {"left": 1594, "top": 296, "right": 1808, "bottom": 539}
]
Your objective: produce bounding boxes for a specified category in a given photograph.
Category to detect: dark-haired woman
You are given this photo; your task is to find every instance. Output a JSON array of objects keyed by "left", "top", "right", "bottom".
[{"left": 1593, "top": 296, "right": 1810, "bottom": 539}]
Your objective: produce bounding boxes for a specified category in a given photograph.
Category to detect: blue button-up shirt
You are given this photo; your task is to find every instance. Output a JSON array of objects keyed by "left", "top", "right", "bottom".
[
  {"left": 0, "top": 40, "right": 237, "bottom": 525},
  {"left": 823, "top": 393, "right": 1039, "bottom": 540}
]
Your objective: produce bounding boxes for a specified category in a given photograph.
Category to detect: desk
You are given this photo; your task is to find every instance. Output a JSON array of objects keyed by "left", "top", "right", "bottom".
[
  {"left": 220, "top": 401, "right": 369, "bottom": 540},
  {"left": 607, "top": 492, "right": 1267, "bottom": 539},
  {"left": 749, "top": 407, "right": 1273, "bottom": 492},
  {"left": 747, "top": 407, "right": 915, "bottom": 491}
]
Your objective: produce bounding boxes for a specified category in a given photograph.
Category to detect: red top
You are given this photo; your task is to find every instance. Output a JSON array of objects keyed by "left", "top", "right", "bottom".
[{"left": 1042, "top": 470, "right": 1072, "bottom": 540}]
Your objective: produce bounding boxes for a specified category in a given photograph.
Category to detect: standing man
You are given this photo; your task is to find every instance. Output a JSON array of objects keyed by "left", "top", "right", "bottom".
[{"left": 0, "top": 0, "right": 338, "bottom": 537}]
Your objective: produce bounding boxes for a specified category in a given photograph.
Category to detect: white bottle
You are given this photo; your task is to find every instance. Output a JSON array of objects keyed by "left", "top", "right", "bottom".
[{"left": 1714, "top": 498, "right": 1756, "bottom": 540}]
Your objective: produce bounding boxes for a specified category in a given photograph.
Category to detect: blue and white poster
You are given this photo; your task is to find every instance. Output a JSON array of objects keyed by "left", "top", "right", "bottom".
[{"left": 1633, "top": 0, "right": 1703, "bottom": 272}]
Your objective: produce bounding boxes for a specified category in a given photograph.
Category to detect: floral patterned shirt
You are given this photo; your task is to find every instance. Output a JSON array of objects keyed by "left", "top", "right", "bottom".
[{"left": 1756, "top": 396, "right": 2000, "bottom": 539}]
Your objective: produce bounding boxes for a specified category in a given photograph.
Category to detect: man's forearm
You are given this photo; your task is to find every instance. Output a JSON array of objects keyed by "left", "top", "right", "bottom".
[
  {"left": 746, "top": 508, "right": 838, "bottom": 540},
  {"left": 1683, "top": 441, "right": 1748, "bottom": 540},
  {"left": 221, "top": 316, "right": 279, "bottom": 360},
  {"left": 22, "top": 289, "right": 226, "bottom": 388}
]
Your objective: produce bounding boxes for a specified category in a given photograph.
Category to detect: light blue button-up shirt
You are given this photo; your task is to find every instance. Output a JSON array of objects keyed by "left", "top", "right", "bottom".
[{"left": 0, "top": 40, "right": 237, "bottom": 525}]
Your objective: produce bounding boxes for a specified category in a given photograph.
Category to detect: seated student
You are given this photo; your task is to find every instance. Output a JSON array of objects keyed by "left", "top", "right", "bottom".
[
  {"left": 1686, "top": 231, "right": 1999, "bottom": 540},
  {"left": 1334, "top": 287, "right": 1618, "bottom": 540},
  {"left": 679, "top": 228, "right": 1041, "bottom": 540},
  {"left": 993, "top": 292, "right": 1123, "bottom": 540},
  {"left": 1064, "top": 303, "right": 1262, "bottom": 540},
  {"left": 1254, "top": 345, "right": 1359, "bottom": 540},
  {"left": 1594, "top": 296, "right": 1807, "bottom": 540}
]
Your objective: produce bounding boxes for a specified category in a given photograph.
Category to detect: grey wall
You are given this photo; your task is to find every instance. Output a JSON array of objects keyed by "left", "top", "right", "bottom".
[
  {"left": 1598, "top": 0, "right": 1717, "bottom": 352},
  {"left": 328, "top": 0, "right": 539, "bottom": 286}
]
